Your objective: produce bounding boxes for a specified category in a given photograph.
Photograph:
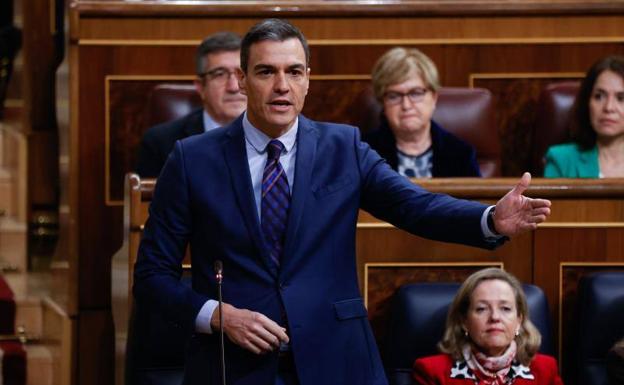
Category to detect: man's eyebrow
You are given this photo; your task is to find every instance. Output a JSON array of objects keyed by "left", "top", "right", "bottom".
[
  {"left": 287, "top": 63, "right": 306, "bottom": 70},
  {"left": 253, "top": 64, "right": 276, "bottom": 71}
]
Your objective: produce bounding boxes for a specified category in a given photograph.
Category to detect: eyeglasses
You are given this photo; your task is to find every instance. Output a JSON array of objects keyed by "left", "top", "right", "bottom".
[
  {"left": 199, "top": 67, "right": 238, "bottom": 83},
  {"left": 383, "top": 87, "right": 429, "bottom": 105}
]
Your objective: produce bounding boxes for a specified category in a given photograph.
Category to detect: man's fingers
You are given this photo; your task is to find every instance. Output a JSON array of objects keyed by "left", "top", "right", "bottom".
[
  {"left": 221, "top": 306, "right": 289, "bottom": 354},
  {"left": 521, "top": 222, "right": 538, "bottom": 231},
  {"left": 263, "top": 321, "right": 289, "bottom": 345},
  {"left": 532, "top": 207, "right": 551, "bottom": 216},
  {"left": 530, "top": 198, "right": 552, "bottom": 209},
  {"left": 252, "top": 322, "right": 282, "bottom": 349},
  {"left": 247, "top": 332, "right": 276, "bottom": 354},
  {"left": 511, "top": 172, "right": 531, "bottom": 196},
  {"left": 527, "top": 214, "right": 547, "bottom": 224},
  {"left": 254, "top": 313, "right": 288, "bottom": 343}
]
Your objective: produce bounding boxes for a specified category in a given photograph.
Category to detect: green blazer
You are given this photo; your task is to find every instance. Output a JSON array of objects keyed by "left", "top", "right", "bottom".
[{"left": 544, "top": 143, "right": 599, "bottom": 178}]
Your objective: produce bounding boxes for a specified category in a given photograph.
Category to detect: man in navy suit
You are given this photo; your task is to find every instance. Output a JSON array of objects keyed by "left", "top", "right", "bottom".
[
  {"left": 133, "top": 19, "right": 552, "bottom": 385},
  {"left": 135, "top": 31, "right": 247, "bottom": 177}
]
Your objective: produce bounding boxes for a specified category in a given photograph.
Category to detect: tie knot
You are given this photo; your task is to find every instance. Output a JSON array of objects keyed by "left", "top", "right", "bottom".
[{"left": 266, "top": 140, "right": 285, "bottom": 161}]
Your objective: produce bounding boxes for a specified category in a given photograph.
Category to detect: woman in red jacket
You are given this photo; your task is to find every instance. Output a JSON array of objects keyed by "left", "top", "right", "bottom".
[{"left": 413, "top": 268, "right": 563, "bottom": 385}]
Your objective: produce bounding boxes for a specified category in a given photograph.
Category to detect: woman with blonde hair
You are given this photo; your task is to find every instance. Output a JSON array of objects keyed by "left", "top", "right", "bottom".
[
  {"left": 413, "top": 268, "right": 563, "bottom": 385},
  {"left": 364, "top": 47, "right": 480, "bottom": 178}
]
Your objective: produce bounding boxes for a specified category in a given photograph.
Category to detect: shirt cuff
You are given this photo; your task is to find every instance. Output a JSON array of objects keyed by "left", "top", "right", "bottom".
[
  {"left": 195, "top": 299, "right": 219, "bottom": 334},
  {"left": 481, "top": 205, "right": 503, "bottom": 240}
]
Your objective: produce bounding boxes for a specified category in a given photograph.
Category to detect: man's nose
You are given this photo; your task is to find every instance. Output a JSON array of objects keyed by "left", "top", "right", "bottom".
[
  {"left": 273, "top": 72, "right": 289, "bottom": 93},
  {"left": 225, "top": 72, "right": 240, "bottom": 92}
]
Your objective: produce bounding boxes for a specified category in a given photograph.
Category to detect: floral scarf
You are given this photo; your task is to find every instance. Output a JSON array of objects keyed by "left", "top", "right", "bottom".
[{"left": 461, "top": 341, "right": 517, "bottom": 385}]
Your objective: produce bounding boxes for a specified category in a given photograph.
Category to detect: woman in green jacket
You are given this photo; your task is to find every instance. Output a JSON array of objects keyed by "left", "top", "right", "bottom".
[{"left": 545, "top": 55, "right": 624, "bottom": 178}]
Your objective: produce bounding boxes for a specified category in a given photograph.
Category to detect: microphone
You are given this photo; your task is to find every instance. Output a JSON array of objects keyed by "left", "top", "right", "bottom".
[{"left": 214, "top": 260, "right": 226, "bottom": 385}]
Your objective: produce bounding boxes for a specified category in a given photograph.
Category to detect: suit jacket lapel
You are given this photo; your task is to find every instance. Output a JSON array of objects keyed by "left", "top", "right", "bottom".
[
  {"left": 224, "top": 118, "right": 278, "bottom": 278},
  {"left": 282, "top": 116, "right": 318, "bottom": 274}
]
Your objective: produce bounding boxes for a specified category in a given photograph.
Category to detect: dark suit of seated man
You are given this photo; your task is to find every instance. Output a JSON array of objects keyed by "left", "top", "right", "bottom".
[
  {"left": 133, "top": 18, "right": 553, "bottom": 385},
  {"left": 135, "top": 31, "right": 247, "bottom": 177}
]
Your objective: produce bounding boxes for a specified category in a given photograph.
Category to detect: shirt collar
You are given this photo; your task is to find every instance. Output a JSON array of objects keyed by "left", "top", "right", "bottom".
[
  {"left": 242, "top": 111, "right": 298, "bottom": 154},
  {"left": 202, "top": 110, "right": 222, "bottom": 132}
]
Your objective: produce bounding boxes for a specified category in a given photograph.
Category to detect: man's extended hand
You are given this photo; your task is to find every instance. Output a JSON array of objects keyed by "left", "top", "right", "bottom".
[
  {"left": 493, "top": 172, "right": 552, "bottom": 237},
  {"left": 211, "top": 303, "right": 289, "bottom": 354}
]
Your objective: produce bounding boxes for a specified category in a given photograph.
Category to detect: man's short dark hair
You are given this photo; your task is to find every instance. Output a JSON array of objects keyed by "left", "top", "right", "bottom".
[
  {"left": 195, "top": 32, "right": 242, "bottom": 75},
  {"left": 240, "top": 18, "right": 310, "bottom": 73}
]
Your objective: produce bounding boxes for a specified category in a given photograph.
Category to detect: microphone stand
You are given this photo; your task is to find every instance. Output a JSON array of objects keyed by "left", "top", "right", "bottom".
[{"left": 215, "top": 260, "right": 226, "bottom": 385}]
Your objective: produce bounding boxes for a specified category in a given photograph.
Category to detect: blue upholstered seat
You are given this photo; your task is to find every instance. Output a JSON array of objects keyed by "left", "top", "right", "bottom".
[{"left": 576, "top": 272, "right": 624, "bottom": 385}]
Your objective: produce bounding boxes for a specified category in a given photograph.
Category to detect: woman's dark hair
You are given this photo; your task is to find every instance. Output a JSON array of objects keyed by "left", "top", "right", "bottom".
[{"left": 571, "top": 55, "right": 624, "bottom": 150}]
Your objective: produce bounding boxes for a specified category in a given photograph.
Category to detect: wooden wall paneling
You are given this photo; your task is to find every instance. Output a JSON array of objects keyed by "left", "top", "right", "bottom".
[
  {"left": 473, "top": 75, "right": 581, "bottom": 176},
  {"left": 533, "top": 226, "right": 624, "bottom": 385},
  {"left": 77, "top": 310, "right": 114, "bottom": 385},
  {"left": 72, "top": 13, "right": 624, "bottom": 41}
]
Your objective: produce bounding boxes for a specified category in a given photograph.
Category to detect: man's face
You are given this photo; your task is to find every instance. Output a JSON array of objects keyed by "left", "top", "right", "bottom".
[
  {"left": 238, "top": 38, "right": 310, "bottom": 137},
  {"left": 194, "top": 50, "right": 247, "bottom": 125}
]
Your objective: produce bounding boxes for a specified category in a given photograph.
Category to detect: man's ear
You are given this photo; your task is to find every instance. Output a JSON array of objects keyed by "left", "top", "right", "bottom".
[
  {"left": 193, "top": 78, "right": 206, "bottom": 101},
  {"left": 236, "top": 68, "right": 247, "bottom": 96},
  {"left": 304, "top": 67, "right": 311, "bottom": 96}
]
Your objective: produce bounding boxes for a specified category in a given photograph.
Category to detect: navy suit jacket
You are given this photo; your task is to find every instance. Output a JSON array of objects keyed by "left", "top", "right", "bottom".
[
  {"left": 363, "top": 118, "right": 481, "bottom": 177},
  {"left": 135, "top": 108, "right": 204, "bottom": 178},
  {"left": 134, "top": 115, "right": 497, "bottom": 385}
]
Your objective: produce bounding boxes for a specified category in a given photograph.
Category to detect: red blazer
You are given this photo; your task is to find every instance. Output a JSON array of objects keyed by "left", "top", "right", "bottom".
[{"left": 413, "top": 354, "right": 564, "bottom": 385}]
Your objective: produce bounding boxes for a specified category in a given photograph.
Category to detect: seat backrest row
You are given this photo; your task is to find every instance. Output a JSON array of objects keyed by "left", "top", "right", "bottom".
[
  {"left": 145, "top": 82, "right": 581, "bottom": 178},
  {"left": 146, "top": 84, "right": 502, "bottom": 176}
]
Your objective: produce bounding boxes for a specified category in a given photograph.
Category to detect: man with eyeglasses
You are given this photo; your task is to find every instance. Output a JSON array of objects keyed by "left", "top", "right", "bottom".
[{"left": 136, "top": 32, "right": 247, "bottom": 177}]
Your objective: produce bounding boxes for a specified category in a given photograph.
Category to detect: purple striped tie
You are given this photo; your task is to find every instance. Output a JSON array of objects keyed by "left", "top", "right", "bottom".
[{"left": 261, "top": 140, "right": 290, "bottom": 266}]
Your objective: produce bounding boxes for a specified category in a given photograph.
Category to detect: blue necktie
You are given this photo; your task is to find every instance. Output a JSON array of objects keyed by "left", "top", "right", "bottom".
[{"left": 261, "top": 140, "right": 290, "bottom": 266}]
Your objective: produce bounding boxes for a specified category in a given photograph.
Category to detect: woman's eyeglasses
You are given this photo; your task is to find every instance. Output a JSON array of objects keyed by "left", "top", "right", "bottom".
[{"left": 383, "top": 87, "right": 429, "bottom": 105}]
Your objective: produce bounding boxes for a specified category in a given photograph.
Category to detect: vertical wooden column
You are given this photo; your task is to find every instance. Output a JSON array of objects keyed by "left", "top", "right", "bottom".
[{"left": 21, "top": 0, "right": 62, "bottom": 267}]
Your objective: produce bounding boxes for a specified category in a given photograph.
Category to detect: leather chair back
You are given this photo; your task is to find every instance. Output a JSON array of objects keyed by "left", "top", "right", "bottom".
[
  {"left": 355, "top": 87, "right": 500, "bottom": 177},
  {"left": 144, "top": 84, "right": 202, "bottom": 128},
  {"left": 531, "top": 81, "right": 580, "bottom": 176},
  {"left": 142, "top": 84, "right": 500, "bottom": 176},
  {"left": 576, "top": 272, "right": 624, "bottom": 385},
  {"left": 383, "top": 282, "right": 554, "bottom": 385}
]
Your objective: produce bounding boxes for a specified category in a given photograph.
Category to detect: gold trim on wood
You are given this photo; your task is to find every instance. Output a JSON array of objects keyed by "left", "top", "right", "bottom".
[
  {"left": 357, "top": 223, "right": 394, "bottom": 228},
  {"left": 469, "top": 72, "right": 584, "bottom": 87},
  {"left": 358, "top": 222, "right": 624, "bottom": 229},
  {"left": 557, "top": 262, "right": 624, "bottom": 363},
  {"left": 539, "top": 222, "right": 624, "bottom": 228},
  {"left": 310, "top": 74, "right": 370, "bottom": 80},
  {"left": 363, "top": 261, "right": 504, "bottom": 308},
  {"left": 79, "top": 37, "right": 624, "bottom": 47},
  {"left": 79, "top": 39, "right": 201, "bottom": 46}
]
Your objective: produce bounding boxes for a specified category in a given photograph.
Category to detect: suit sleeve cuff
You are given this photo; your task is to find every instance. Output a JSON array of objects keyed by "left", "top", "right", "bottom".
[
  {"left": 195, "top": 299, "right": 219, "bottom": 334},
  {"left": 481, "top": 205, "right": 504, "bottom": 240}
]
